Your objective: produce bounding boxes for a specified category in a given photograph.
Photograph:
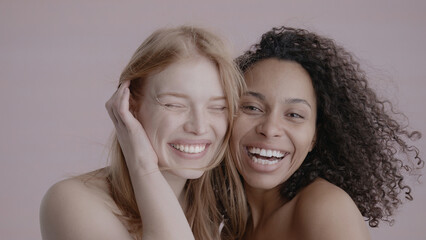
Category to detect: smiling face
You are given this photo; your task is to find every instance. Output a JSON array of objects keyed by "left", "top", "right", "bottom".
[
  {"left": 232, "top": 59, "right": 317, "bottom": 190},
  {"left": 136, "top": 56, "right": 228, "bottom": 179}
]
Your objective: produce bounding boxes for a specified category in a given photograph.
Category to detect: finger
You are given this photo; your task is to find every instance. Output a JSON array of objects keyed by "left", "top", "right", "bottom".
[
  {"left": 106, "top": 96, "right": 119, "bottom": 127},
  {"left": 112, "top": 104, "right": 126, "bottom": 129},
  {"left": 121, "top": 80, "right": 131, "bottom": 88},
  {"left": 107, "top": 105, "right": 119, "bottom": 127},
  {"left": 119, "top": 87, "right": 136, "bottom": 127},
  {"left": 117, "top": 80, "right": 131, "bottom": 94},
  {"left": 113, "top": 88, "right": 131, "bottom": 125},
  {"left": 106, "top": 80, "right": 128, "bottom": 127},
  {"left": 108, "top": 80, "right": 133, "bottom": 129}
]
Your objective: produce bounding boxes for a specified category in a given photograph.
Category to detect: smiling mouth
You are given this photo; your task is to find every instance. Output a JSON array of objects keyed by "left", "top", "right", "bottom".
[
  {"left": 171, "top": 143, "right": 208, "bottom": 154},
  {"left": 246, "top": 146, "right": 289, "bottom": 165}
]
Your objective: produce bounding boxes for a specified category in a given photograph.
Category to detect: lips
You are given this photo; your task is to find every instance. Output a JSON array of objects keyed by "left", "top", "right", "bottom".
[{"left": 246, "top": 146, "right": 289, "bottom": 165}]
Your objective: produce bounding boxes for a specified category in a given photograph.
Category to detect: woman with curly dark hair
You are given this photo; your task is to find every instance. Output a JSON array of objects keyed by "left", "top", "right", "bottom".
[{"left": 231, "top": 26, "right": 423, "bottom": 239}]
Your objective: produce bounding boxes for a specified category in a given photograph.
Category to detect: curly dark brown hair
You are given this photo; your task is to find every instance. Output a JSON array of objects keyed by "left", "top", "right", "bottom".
[{"left": 236, "top": 26, "right": 423, "bottom": 227}]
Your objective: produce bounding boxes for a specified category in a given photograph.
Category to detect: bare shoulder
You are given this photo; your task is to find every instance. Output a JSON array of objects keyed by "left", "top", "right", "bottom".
[
  {"left": 291, "top": 178, "right": 371, "bottom": 240},
  {"left": 40, "top": 168, "right": 132, "bottom": 240}
]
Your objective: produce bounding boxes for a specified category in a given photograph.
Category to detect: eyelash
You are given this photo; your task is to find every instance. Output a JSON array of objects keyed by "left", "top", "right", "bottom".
[
  {"left": 209, "top": 106, "right": 227, "bottom": 111},
  {"left": 164, "top": 103, "right": 184, "bottom": 108},
  {"left": 242, "top": 104, "right": 305, "bottom": 120},
  {"left": 241, "top": 105, "right": 263, "bottom": 113},
  {"left": 287, "top": 112, "right": 304, "bottom": 119},
  {"left": 163, "top": 104, "right": 226, "bottom": 113}
]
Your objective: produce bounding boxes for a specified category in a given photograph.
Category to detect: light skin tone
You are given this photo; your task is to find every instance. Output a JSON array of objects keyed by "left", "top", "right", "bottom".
[
  {"left": 134, "top": 55, "right": 227, "bottom": 204},
  {"left": 40, "top": 55, "right": 227, "bottom": 240},
  {"left": 232, "top": 58, "right": 371, "bottom": 240}
]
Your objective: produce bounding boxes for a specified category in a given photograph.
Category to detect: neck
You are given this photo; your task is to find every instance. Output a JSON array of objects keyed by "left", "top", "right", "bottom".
[
  {"left": 245, "top": 184, "right": 286, "bottom": 231},
  {"left": 162, "top": 171, "right": 188, "bottom": 208}
]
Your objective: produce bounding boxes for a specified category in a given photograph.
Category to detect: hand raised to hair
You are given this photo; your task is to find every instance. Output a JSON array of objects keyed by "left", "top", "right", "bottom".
[
  {"left": 106, "top": 81, "right": 195, "bottom": 240},
  {"left": 105, "top": 81, "right": 159, "bottom": 175}
]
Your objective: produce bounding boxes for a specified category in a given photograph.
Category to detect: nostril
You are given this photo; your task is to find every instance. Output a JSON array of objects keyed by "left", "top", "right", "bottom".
[
  {"left": 183, "top": 117, "right": 208, "bottom": 135},
  {"left": 256, "top": 120, "right": 283, "bottom": 138}
]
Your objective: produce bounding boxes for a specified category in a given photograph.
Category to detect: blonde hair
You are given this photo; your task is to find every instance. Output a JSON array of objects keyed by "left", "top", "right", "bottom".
[{"left": 106, "top": 26, "right": 247, "bottom": 239}]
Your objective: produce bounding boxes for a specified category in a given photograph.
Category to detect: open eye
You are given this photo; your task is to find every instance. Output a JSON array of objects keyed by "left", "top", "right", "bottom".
[
  {"left": 241, "top": 104, "right": 263, "bottom": 114},
  {"left": 285, "top": 111, "right": 307, "bottom": 123},
  {"left": 287, "top": 112, "right": 304, "bottom": 119}
]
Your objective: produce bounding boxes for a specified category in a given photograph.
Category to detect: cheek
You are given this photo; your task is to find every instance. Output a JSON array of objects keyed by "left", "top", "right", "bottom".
[
  {"left": 230, "top": 117, "right": 253, "bottom": 165},
  {"left": 208, "top": 111, "right": 229, "bottom": 140},
  {"left": 230, "top": 119, "right": 243, "bottom": 145},
  {"left": 293, "top": 129, "right": 316, "bottom": 154},
  {"left": 216, "top": 116, "right": 228, "bottom": 139},
  {"left": 138, "top": 104, "right": 159, "bottom": 131},
  {"left": 139, "top": 107, "right": 181, "bottom": 145},
  {"left": 232, "top": 116, "right": 254, "bottom": 141}
]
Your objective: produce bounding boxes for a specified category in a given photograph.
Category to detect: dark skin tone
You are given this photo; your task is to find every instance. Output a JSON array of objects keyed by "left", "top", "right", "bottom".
[{"left": 232, "top": 59, "right": 370, "bottom": 240}]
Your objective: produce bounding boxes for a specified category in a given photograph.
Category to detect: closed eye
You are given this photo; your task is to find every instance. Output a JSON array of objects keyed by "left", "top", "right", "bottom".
[
  {"left": 164, "top": 103, "right": 185, "bottom": 109},
  {"left": 209, "top": 105, "right": 227, "bottom": 111}
]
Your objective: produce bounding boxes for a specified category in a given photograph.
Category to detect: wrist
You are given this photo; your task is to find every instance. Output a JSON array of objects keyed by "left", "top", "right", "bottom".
[
  {"left": 124, "top": 155, "right": 159, "bottom": 174},
  {"left": 128, "top": 164, "right": 160, "bottom": 178}
]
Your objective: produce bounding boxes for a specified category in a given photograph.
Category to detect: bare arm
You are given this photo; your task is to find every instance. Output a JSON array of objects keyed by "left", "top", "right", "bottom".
[
  {"left": 39, "top": 170, "right": 193, "bottom": 240},
  {"left": 40, "top": 82, "right": 194, "bottom": 240},
  {"left": 40, "top": 179, "right": 134, "bottom": 240},
  {"left": 104, "top": 81, "right": 195, "bottom": 239},
  {"left": 292, "top": 179, "right": 371, "bottom": 240}
]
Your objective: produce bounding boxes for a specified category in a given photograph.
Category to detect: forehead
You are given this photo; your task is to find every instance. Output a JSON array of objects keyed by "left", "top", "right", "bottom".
[
  {"left": 148, "top": 56, "right": 218, "bottom": 88},
  {"left": 144, "top": 56, "right": 224, "bottom": 97},
  {"left": 244, "top": 59, "right": 316, "bottom": 103}
]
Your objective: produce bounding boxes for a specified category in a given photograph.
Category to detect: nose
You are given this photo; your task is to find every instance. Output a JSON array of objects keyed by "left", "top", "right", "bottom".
[
  {"left": 183, "top": 108, "right": 208, "bottom": 135},
  {"left": 256, "top": 112, "right": 284, "bottom": 138}
]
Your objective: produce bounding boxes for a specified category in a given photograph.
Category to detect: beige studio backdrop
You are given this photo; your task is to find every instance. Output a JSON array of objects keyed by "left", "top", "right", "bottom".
[{"left": 1, "top": 0, "right": 425, "bottom": 239}]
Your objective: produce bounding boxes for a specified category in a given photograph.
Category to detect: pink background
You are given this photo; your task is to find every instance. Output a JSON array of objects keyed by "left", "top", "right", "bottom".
[{"left": 1, "top": 1, "right": 425, "bottom": 239}]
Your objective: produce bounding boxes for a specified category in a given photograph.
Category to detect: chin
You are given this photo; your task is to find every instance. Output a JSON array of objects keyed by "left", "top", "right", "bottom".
[
  {"left": 243, "top": 173, "right": 283, "bottom": 190},
  {"left": 171, "top": 169, "right": 205, "bottom": 180}
]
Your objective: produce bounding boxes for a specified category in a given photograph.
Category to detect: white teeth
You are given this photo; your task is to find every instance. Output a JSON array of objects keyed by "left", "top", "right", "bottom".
[
  {"left": 251, "top": 156, "right": 279, "bottom": 165},
  {"left": 273, "top": 150, "right": 284, "bottom": 158},
  {"left": 171, "top": 144, "right": 206, "bottom": 154},
  {"left": 247, "top": 147, "right": 286, "bottom": 158}
]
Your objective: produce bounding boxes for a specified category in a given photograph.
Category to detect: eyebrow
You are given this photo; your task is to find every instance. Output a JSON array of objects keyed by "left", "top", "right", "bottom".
[
  {"left": 157, "top": 92, "right": 189, "bottom": 99},
  {"left": 157, "top": 92, "right": 226, "bottom": 101},
  {"left": 244, "top": 91, "right": 266, "bottom": 101},
  {"left": 244, "top": 91, "right": 312, "bottom": 109},
  {"left": 285, "top": 98, "right": 312, "bottom": 109}
]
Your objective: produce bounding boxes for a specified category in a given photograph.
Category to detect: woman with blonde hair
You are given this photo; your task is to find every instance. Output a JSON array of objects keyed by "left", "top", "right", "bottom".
[{"left": 40, "top": 26, "right": 247, "bottom": 240}]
